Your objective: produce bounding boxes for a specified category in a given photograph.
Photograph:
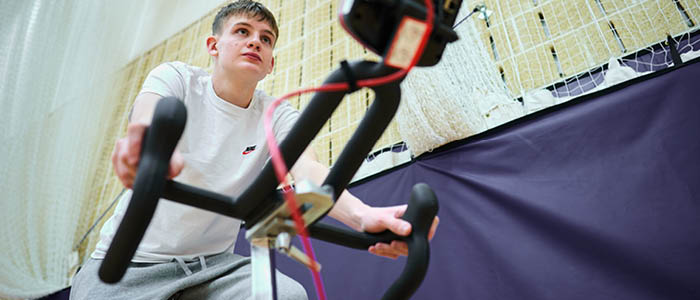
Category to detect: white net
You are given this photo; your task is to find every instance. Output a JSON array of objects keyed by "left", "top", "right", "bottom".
[
  {"left": 0, "top": 1, "right": 154, "bottom": 298},
  {"left": 397, "top": 6, "right": 524, "bottom": 156},
  {"left": 465, "top": 0, "right": 700, "bottom": 112},
  {"left": 394, "top": 0, "right": 699, "bottom": 156}
]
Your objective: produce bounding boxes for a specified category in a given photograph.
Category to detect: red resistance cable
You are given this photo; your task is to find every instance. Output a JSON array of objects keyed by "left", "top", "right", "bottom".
[{"left": 262, "top": 1, "right": 434, "bottom": 299}]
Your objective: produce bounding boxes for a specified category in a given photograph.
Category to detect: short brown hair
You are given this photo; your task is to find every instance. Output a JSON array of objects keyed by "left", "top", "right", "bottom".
[{"left": 212, "top": 0, "right": 279, "bottom": 38}]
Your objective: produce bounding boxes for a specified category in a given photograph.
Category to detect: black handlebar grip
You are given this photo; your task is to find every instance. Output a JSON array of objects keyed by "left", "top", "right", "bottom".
[
  {"left": 309, "top": 183, "right": 438, "bottom": 300},
  {"left": 98, "top": 97, "right": 187, "bottom": 283},
  {"left": 383, "top": 183, "right": 437, "bottom": 299}
]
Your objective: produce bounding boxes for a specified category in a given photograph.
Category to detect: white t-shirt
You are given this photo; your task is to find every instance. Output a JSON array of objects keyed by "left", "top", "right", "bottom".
[{"left": 93, "top": 62, "right": 300, "bottom": 262}]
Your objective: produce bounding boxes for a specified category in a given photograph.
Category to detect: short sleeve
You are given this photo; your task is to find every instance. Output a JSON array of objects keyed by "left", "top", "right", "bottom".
[
  {"left": 272, "top": 100, "right": 300, "bottom": 142},
  {"left": 139, "top": 62, "right": 187, "bottom": 100}
]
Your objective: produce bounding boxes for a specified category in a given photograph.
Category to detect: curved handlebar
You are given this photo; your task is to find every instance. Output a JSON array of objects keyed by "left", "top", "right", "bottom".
[
  {"left": 98, "top": 97, "right": 438, "bottom": 299},
  {"left": 309, "top": 183, "right": 438, "bottom": 300},
  {"left": 98, "top": 97, "right": 186, "bottom": 283}
]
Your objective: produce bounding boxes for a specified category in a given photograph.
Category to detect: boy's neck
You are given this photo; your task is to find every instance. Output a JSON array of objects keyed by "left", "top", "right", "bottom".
[{"left": 211, "top": 69, "right": 258, "bottom": 108}]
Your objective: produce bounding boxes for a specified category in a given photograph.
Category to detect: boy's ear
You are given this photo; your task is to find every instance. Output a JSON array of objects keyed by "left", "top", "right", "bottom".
[
  {"left": 206, "top": 36, "right": 218, "bottom": 57},
  {"left": 268, "top": 57, "right": 275, "bottom": 74}
]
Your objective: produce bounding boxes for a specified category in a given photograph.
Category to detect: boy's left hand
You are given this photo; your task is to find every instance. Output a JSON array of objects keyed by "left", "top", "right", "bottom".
[{"left": 360, "top": 205, "right": 439, "bottom": 259}]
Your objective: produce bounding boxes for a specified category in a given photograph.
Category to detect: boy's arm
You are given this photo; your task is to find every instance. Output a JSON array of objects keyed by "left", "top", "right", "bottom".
[
  {"left": 112, "top": 92, "right": 184, "bottom": 188},
  {"left": 129, "top": 92, "right": 161, "bottom": 124},
  {"left": 290, "top": 147, "right": 438, "bottom": 259}
]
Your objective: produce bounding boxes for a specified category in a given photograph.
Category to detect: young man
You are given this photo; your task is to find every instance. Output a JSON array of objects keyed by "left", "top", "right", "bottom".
[{"left": 71, "top": 1, "right": 437, "bottom": 299}]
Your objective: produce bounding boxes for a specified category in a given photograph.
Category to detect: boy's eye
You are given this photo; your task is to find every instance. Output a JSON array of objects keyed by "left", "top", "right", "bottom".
[
  {"left": 236, "top": 28, "right": 248, "bottom": 35},
  {"left": 262, "top": 36, "right": 271, "bottom": 44}
]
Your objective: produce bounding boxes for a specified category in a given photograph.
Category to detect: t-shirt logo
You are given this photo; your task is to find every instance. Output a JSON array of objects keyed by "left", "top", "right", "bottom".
[{"left": 242, "top": 145, "right": 257, "bottom": 155}]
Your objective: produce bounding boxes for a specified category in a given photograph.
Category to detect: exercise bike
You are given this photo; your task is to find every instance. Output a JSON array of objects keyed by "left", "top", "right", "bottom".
[{"left": 99, "top": 1, "right": 464, "bottom": 299}]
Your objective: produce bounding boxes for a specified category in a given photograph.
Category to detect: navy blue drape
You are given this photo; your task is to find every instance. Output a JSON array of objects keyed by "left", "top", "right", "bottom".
[{"left": 237, "top": 59, "right": 700, "bottom": 300}]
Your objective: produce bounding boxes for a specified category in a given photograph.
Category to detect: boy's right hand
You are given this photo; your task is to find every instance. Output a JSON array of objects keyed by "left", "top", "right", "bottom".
[{"left": 111, "top": 122, "right": 184, "bottom": 188}]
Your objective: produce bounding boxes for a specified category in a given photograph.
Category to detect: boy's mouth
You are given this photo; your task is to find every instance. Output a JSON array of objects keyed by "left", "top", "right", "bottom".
[{"left": 242, "top": 52, "right": 262, "bottom": 62}]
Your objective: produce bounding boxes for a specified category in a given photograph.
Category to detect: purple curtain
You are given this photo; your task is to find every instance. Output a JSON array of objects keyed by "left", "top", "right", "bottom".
[{"left": 235, "top": 59, "right": 700, "bottom": 300}]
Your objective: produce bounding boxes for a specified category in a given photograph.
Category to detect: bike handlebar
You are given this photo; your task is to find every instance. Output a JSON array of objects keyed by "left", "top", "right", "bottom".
[
  {"left": 308, "top": 183, "right": 438, "bottom": 300},
  {"left": 99, "top": 97, "right": 187, "bottom": 283},
  {"left": 98, "top": 97, "right": 438, "bottom": 300}
]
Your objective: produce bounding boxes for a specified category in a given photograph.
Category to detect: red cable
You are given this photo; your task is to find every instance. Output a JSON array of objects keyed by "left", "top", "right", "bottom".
[
  {"left": 263, "top": 84, "right": 347, "bottom": 300},
  {"left": 263, "top": 1, "right": 434, "bottom": 299}
]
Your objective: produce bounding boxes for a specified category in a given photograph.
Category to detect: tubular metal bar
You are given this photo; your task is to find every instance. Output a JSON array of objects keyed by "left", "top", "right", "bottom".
[
  {"left": 309, "top": 183, "right": 439, "bottom": 300},
  {"left": 323, "top": 72, "right": 401, "bottom": 200},
  {"left": 162, "top": 180, "right": 247, "bottom": 220},
  {"left": 99, "top": 97, "right": 187, "bottom": 283},
  {"left": 308, "top": 222, "right": 399, "bottom": 250},
  {"left": 251, "top": 239, "right": 277, "bottom": 300},
  {"left": 239, "top": 61, "right": 403, "bottom": 227}
]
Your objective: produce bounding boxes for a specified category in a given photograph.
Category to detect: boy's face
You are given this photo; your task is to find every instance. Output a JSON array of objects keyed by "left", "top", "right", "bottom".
[{"left": 208, "top": 14, "right": 276, "bottom": 81}]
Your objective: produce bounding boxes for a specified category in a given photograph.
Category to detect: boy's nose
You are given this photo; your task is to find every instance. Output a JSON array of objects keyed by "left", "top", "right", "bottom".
[
  {"left": 247, "top": 41, "right": 260, "bottom": 50},
  {"left": 247, "top": 35, "right": 262, "bottom": 50}
]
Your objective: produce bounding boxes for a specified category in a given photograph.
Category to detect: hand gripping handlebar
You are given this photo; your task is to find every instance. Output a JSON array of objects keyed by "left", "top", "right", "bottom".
[{"left": 309, "top": 183, "right": 438, "bottom": 299}]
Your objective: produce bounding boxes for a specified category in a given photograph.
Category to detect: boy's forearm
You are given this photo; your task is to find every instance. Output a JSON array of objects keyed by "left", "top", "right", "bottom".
[
  {"left": 327, "top": 188, "right": 370, "bottom": 232},
  {"left": 129, "top": 92, "right": 162, "bottom": 124},
  {"left": 290, "top": 151, "right": 369, "bottom": 231}
]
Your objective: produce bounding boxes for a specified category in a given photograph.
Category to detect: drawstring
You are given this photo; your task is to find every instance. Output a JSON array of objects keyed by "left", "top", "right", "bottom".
[
  {"left": 167, "top": 256, "right": 209, "bottom": 300},
  {"left": 173, "top": 257, "right": 193, "bottom": 276},
  {"left": 172, "top": 256, "right": 208, "bottom": 276},
  {"left": 198, "top": 256, "right": 207, "bottom": 270}
]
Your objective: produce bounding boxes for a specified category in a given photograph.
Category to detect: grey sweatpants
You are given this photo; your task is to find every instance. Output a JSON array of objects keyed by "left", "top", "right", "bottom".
[{"left": 70, "top": 252, "right": 307, "bottom": 300}]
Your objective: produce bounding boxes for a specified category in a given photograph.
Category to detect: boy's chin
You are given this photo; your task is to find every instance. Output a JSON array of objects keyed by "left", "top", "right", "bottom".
[{"left": 226, "top": 63, "right": 268, "bottom": 80}]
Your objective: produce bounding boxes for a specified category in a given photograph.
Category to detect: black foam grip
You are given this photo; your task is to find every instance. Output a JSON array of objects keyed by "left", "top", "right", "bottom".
[
  {"left": 98, "top": 97, "right": 187, "bottom": 283},
  {"left": 309, "top": 183, "right": 438, "bottom": 300}
]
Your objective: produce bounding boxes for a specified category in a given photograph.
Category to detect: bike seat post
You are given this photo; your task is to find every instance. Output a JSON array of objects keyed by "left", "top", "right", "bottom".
[{"left": 251, "top": 237, "right": 278, "bottom": 300}]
